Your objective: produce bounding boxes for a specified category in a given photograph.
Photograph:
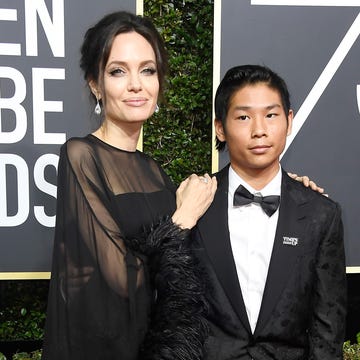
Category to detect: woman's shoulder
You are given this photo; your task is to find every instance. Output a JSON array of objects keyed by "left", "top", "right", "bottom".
[
  {"left": 140, "top": 151, "right": 169, "bottom": 176},
  {"left": 64, "top": 134, "right": 93, "bottom": 150},
  {"left": 61, "top": 135, "right": 96, "bottom": 166}
]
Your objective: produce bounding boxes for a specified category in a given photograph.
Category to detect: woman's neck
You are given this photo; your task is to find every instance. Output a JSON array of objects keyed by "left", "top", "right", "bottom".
[{"left": 93, "top": 119, "right": 142, "bottom": 152}]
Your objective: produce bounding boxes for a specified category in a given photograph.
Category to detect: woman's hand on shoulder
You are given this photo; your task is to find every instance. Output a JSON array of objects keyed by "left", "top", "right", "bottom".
[
  {"left": 172, "top": 173, "right": 217, "bottom": 229},
  {"left": 287, "top": 172, "right": 327, "bottom": 196}
]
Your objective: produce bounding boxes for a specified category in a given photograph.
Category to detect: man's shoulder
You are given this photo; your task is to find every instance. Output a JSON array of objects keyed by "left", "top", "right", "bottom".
[
  {"left": 283, "top": 172, "right": 340, "bottom": 213},
  {"left": 213, "top": 164, "right": 230, "bottom": 181}
]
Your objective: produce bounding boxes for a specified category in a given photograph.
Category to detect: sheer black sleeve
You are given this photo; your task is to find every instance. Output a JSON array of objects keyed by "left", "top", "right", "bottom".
[{"left": 42, "top": 139, "right": 149, "bottom": 359}]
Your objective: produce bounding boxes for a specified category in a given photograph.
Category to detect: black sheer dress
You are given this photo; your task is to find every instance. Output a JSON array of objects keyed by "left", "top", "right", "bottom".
[{"left": 42, "top": 135, "right": 208, "bottom": 360}]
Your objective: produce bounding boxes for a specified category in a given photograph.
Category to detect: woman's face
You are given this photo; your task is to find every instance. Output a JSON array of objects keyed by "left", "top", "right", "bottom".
[{"left": 100, "top": 31, "right": 159, "bottom": 126}]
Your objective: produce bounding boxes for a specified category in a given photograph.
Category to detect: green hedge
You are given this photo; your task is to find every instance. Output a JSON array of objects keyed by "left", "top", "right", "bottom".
[
  {"left": 0, "top": 281, "right": 47, "bottom": 341},
  {"left": 144, "top": 0, "right": 214, "bottom": 184}
]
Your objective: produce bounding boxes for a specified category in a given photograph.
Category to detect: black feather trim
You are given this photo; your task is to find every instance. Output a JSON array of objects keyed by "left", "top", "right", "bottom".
[{"left": 126, "top": 217, "right": 209, "bottom": 360}]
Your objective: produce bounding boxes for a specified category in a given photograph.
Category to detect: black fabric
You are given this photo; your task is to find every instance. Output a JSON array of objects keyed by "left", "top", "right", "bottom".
[
  {"left": 42, "top": 134, "right": 208, "bottom": 360},
  {"left": 193, "top": 167, "right": 346, "bottom": 360}
]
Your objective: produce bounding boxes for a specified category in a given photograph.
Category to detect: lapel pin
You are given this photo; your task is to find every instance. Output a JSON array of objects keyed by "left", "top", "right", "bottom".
[{"left": 282, "top": 236, "right": 299, "bottom": 246}]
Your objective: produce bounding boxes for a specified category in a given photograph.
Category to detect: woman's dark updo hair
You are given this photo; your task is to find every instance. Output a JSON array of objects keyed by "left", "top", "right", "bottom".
[{"left": 80, "top": 11, "right": 168, "bottom": 101}]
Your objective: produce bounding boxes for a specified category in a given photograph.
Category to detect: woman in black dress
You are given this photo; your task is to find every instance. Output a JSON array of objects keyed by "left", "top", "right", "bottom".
[{"left": 41, "top": 11, "right": 217, "bottom": 360}]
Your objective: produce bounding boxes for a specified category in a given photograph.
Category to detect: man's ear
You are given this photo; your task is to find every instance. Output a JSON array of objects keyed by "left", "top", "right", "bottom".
[
  {"left": 215, "top": 118, "right": 226, "bottom": 141},
  {"left": 286, "top": 109, "right": 294, "bottom": 136},
  {"left": 89, "top": 80, "right": 101, "bottom": 100}
]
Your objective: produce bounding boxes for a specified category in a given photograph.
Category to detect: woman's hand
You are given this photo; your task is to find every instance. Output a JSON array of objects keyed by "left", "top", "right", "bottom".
[
  {"left": 288, "top": 172, "right": 327, "bottom": 195},
  {"left": 172, "top": 173, "right": 217, "bottom": 229}
]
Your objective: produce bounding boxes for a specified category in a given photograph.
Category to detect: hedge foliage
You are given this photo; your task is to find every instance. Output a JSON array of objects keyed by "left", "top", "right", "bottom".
[
  {"left": 144, "top": 0, "right": 214, "bottom": 184},
  {"left": 0, "top": 281, "right": 47, "bottom": 341}
]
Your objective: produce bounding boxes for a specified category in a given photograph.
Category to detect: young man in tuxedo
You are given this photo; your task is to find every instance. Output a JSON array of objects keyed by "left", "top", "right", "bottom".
[{"left": 192, "top": 65, "right": 346, "bottom": 359}]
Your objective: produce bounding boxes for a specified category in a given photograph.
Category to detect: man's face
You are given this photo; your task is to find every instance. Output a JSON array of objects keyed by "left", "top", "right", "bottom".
[{"left": 215, "top": 83, "right": 293, "bottom": 178}]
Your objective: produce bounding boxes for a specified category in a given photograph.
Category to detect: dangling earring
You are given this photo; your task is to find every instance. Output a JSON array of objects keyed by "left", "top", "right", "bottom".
[
  {"left": 155, "top": 104, "right": 159, "bottom": 113},
  {"left": 94, "top": 99, "right": 101, "bottom": 115}
]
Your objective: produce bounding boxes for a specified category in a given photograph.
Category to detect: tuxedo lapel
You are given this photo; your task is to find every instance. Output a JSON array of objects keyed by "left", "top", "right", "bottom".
[
  {"left": 254, "top": 170, "right": 309, "bottom": 336},
  {"left": 197, "top": 165, "right": 252, "bottom": 333}
]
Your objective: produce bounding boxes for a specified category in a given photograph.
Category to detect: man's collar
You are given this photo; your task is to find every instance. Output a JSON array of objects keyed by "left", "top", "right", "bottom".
[{"left": 228, "top": 165, "right": 282, "bottom": 197}]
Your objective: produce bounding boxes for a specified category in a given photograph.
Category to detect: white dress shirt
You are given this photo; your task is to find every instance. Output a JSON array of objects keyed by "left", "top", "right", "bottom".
[{"left": 228, "top": 166, "right": 282, "bottom": 333}]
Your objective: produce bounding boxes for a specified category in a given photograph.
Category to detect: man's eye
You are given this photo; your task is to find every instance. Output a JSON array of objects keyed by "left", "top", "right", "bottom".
[
  {"left": 238, "top": 115, "right": 248, "bottom": 120},
  {"left": 267, "top": 113, "right": 277, "bottom": 118}
]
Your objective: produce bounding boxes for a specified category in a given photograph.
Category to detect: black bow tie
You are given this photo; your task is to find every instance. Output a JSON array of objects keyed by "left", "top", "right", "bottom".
[{"left": 233, "top": 184, "right": 280, "bottom": 217}]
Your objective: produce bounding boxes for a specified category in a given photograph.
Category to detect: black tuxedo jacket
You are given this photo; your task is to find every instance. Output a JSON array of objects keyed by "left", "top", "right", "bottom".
[{"left": 192, "top": 165, "right": 346, "bottom": 360}]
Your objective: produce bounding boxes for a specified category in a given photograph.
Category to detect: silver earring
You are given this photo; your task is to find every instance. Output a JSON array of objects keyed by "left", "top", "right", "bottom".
[
  {"left": 155, "top": 104, "right": 159, "bottom": 113},
  {"left": 94, "top": 100, "right": 101, "bottom": 115}
]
